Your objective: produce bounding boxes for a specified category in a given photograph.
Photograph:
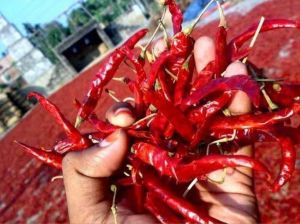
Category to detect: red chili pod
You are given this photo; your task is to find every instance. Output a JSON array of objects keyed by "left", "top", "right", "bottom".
[
  {"left": 272, "top": 136, "right": 296, "bottom": 192},
  {"left": 15, "top": 141, "right": 62, "bottom": 169},
  {"left": 187, "top": 91, "right": 233, "bottom": 123},
  {"left": 229, "top": 19, "right": 300, "bottom": 55},
  {"left": 264, "top": 82, "right": 300, "bottom": 107},
  {"left": 77, "top": 29, "right": 148, "bottom": 123},
  {"left": 167, "top": 32, "right": 195, "bottom": 76},
  {"left": 164, "top": 0, "right": 183, "bottom": 34},
  {"left": 254, "top": 130, "right": 296, "bottom": 192},
  {"left": 175, "top": 155, "right": 272, "bottom": 183},
  {"left": 133, "top": 142, "right": 180, "bottom": 177},
  {"left": 214, "top": 26, "right": 229, "bottom": 77},
  {"left": 181, "top": 75, "right": 261, "bottom": 111},
  {"left": 191, "top": 61, "right": 215, "bottom": 91},
  {"left": 28, "top": 92, "right": 92, "bottom": 153},
  {"left": 143, "top": 170, "right": 224, "bottom": 224},
  {"left": 88, "top": 114, "right": 117, "bottom": 134},
  {"left": 174, "top": 55, "right": 195, "bottom": 105},
  {"left": 146, "top": 51, "right": 171, "bottom": 89},
  {"left": 210, "top": 102, "right": 300, "bottom": 131},
  {"left": 145, "top": 192, "right": 184, "bottom": 224},
  {"left": 144, "top": 90, "right": 195, "bottom": 141},
  {"left": 157, "top": 70, "right": 173, "bottom": 102}
]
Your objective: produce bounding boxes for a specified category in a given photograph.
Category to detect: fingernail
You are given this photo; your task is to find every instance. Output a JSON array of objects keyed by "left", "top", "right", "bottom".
[
  {"left": 99, "top": 129, "right": 121, "bottom": 148},
  {"left": 114, "top": 107, "right": 133, "bottom": 117}
]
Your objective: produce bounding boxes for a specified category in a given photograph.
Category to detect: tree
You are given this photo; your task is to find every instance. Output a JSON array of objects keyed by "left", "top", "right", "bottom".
[
  {"left": 68, "top": 8, "right": 91, "bottom": 33},
  {"left": 23, "top": 22, "right": 67, "bottom": 63},
  {"left": 82, "top": 0, "right": 132, "bottom": 25}
]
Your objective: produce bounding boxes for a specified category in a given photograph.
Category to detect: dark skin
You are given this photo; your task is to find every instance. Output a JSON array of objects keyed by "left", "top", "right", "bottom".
[{"left": 62, "top": 36, "right": 258, "bottom": 224}]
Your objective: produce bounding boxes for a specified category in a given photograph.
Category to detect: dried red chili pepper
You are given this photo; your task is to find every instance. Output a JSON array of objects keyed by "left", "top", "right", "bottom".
[
  {"left": 187, "top": 91, "right": 233, "bottom": 123},
  {"left": 131, "top": 81, "right": 146, "bottom": 117},
  {"left": 143, "top": 170, "right": 224, "bottom": 223},
  {"left": 127, "top": 130, "right": 153, "bottom": 140},
  {"left": 144, "top": 90, "right": 195, "bottom": 141},
  {"left": 164, "top": 0, "right": 183, "bottom": 34},
  {"left": 88, "top": 114, "right": 117, "bottom": 134},
  {"left": 134, "top": 142, "right": 271, "bottom": 183},
  {"left": 174, "top": 55, "right": 195, "bottom": 105},
  {"left": 264, "top": 82, "right": 300, "bottom": 107},
  {"left": 229, "top": 19, "right": 300, "bottom": 56},
  {"left": 15, "top": 141, "right": 62, "bottom": 169},
  {"left": 157, "top": 70, "right": 173, "bottom": 102},
  {"left": 76, "top": 29, "right": 148, "bottom": 125},
  {"left": 253, "top": 130, "right": 296, "bottom": 192},
  {"left": 133, "top": 142, "right": 180, "bottom": 177},
  {"left": 214, "top": 3, "right": 229, "bottom": 77},
  {"left": 145, "top": 192, "right": 184, "bottom": 224},
  {"left": 122, "top": 47, "right": 147, "bottom": 84},
  {"left": 175, "top": 155, "right": 271, "bottom": 182},
  {"left": 181, "top": 75, "right": 261, "bottom": 111},
  {"left": 210, "top": 101, "right": 300, "bottom": 131},
  {"left": 211, "top": 126, "right": 297, "bottom": 192},
  {"left": 167, "top": 32, "right": 194, "bottom": 76},
  {"left": 149, "top": 112, "right": 169, "bottom": 143},
  {"left": 28, "top": 92, "right": 92, "bottom": 153},
  {"left": 145, "top": 51, "right": 171, "bottom": 89},
  {"left": 191, "top": 61, "right": 215, "bottom": 91}
]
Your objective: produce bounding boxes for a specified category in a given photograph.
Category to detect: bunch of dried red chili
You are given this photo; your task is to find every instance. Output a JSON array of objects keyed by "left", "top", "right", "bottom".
[{"left": 16, "top": 0, "right": 300, "bottom": 223}]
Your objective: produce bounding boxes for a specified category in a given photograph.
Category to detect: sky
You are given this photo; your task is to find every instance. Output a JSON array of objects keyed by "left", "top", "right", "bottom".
[{"left": 0, "top": 0, "right": 78, "bottom": 53}]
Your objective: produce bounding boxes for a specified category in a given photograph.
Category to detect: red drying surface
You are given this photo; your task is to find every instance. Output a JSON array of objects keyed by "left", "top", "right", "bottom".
[{"left": 1, "top": 0, "right": 300, "bottom": 222}]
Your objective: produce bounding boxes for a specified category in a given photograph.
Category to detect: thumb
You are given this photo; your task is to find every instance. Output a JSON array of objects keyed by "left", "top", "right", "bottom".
[{"left": 62, "top": 129, "right": 128, "bottom": 223}]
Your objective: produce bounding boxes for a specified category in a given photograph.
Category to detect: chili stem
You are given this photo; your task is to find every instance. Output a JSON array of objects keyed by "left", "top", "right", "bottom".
[
  {"left": 75, "top": 116, "right": 83, "bottom": 128},
  {"left": 51, "top": 175, "right": 63, "bottom": 182},
  {"left": 132, "top": 113, "right": 157, "bottom": 126},
  {"left": 105, "top": 89, "right": 121, "bottom": 102},
  {"left": 110, "top": 185, "right": 118, "bottom": 224},
  {"left": 159, "top": 20, "right": 169, "bottom": 48},
  {"left": 186, "top": 0, "right": 215, "bottom": 34},
  {"left": 165, "top": 68, "right": 178, "bottom": 81},
  {"left": 242, "top": 17, "right": 265, "bottom": 63},
  {"left": 141, "top": 7, "right": 167, "bottom": 58},
  {"left": 261, "top": 87, "right": 279, "bottom": 110},
  {"left": 255, "top": 78, "right": 284, "bottom": 82},
  {"left": 248, "top": 64, "right": 279, "bottom": 110},
  {"left": 206, "top": 129, "right": 237, "bottom": 155},
  {"left": 123, "top": 172, "right": 130, "bottom": 176},
  {"left": 216, "top": 0, "right": 227, "bottom": 28},
  {"left": 183, "top": 178, "right": 198, "bottom": 197},
  {"left": 124, "top": 60, "right": 137, "bottom": 73}
]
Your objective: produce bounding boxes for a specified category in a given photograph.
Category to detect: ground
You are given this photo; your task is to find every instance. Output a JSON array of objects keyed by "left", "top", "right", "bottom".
[{"left": 0, "top": 0, "right": 300, "bottom": 222}]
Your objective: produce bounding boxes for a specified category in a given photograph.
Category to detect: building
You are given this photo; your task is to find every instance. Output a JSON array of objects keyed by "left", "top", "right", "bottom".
[
  {"left": 0, "top": 13, "right": 54, "bottom": 88},
  {"left": 0, "top": 54, "right": 22, "bottom": 84}
]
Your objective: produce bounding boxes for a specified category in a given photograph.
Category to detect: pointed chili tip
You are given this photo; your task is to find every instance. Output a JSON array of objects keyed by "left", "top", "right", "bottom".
[
  {"left": 73, "top": 98, "right": 81, "bottom": 109},
  {"left": 75, "top": 116, "right": 83, "bottom": 128},
  {"left": 27, "top": 91, "right": 42, "bottom": 100},
  {"left": 14, "top": 140, "right": 31, "bottom": 152}
]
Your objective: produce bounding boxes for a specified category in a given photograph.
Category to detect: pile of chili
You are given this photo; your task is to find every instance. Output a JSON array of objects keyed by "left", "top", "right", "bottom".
[{"left": 16, "top": 0, "right": 300, "bottom": 223}]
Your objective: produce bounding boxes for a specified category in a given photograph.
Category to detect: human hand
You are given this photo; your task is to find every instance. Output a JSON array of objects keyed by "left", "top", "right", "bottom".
[{"left": 62, "top": 36, "right": 258, "bottom": 224}]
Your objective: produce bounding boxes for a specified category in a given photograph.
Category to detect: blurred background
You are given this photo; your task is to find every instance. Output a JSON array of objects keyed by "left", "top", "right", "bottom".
[{"left": 0, "top": 0, "right": 299, "bottom": 223}]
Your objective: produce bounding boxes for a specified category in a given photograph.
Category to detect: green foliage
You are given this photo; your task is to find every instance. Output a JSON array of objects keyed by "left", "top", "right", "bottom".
[
  {"left": 23, "top": 22, "right": 64, "bottom": 63},
  {"left": 44, "top": 22, "right": 66, "bottom": 47},
  {"left": 83, "top": 0, "right": 132, "bottom": 25},
  {"left": 68, "top": 8, "right": 91, "bottom": 33},
  {"left": 24, "top": 0, "right": 135, "bottom": 62}
]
